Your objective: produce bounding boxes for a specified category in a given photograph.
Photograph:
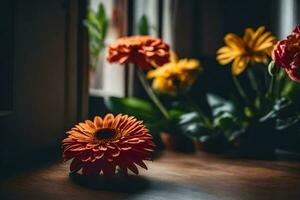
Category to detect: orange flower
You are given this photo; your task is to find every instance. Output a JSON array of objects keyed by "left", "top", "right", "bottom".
[
  {"left": 107, "top": 35, "right": 170, "bottom": 70},
  {"left": 62, "top": 114, "right": 155, "bottom": 176}
]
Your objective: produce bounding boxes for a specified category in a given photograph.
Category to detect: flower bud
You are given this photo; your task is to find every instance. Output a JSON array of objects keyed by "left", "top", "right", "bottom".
[
  {"left": 244, "top": 106, "right": 253, "bottom": 118},
  {"left": 268, "top": 60, "right": 280, "bottom": 76}
]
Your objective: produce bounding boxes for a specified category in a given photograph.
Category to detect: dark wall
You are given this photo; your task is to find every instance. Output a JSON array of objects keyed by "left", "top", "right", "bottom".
[
  {"left": 173, "top": 0, "right": 278, "bottom": 57},
  {"left": 172, "top": 0, "right": 279, "bottom": 100},
  {"left": 0, "top": 1, "right": 14, "bottom": 113},
  {"left": 0, "top": 0, "right": 88, "bottom": 176}
]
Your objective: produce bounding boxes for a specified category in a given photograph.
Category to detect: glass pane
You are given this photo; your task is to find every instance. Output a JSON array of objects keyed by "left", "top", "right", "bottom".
[
  {"left": 88, "top": 0, "right": 127, "bottom": 97},
  {"left": 134, "top": 0, "right": 158, "bottom": 36}
]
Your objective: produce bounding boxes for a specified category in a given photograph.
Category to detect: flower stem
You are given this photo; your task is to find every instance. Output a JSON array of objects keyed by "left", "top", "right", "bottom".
[
  {"left": 268, "top": 75, "right": 275, "bottom": 98},
  {"left": 247, "top": 68, "right": 259, "bottom": 94},
  {"left": 275, "top": 69, "right": 285, "bottom": 98},
  {"left": 232, "top": 76, "right": 250, "bottom": 104},
  {"left": 137, "top": 68, "right": 170, "bottom": 120}
]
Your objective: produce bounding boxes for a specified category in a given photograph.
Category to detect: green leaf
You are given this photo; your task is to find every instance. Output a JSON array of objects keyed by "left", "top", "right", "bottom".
[
  {"left": 96, "top": 4, "right": 108, "bottom": 39},
  {"left": 281, "top": 80, "right": 295, "bottom": 97},
  {"left": 214, "top": 112, "right": 235, "bottom": 129},
  {"left": 280, "top": 77, "right": 300, "bottom": 99},
  {"left": 104, "top": 96, "right": 161, "bottom": 123},
  {"left": 259, "top": 97, "right": 291, "bottom": 122},
  {"left": 226, "top": 128, "right": 246, "bottom": 142},
  {"left": 87, "top": 9, "right": 102, "bottom": 31},
  {"left": 84, "top": 3, "right": 108, "bottom": 69},
  {"left": 181, "top": 122, "right": 211, "bottom": 138},
  {"left": 168, "top": 108, "right": 186, "bottom": 122},
  {"left": 84, "top": 20, "right": 102, "bottom": 40},
  {"left": 276, "top": 115, "right": 300, "bottom": 130},
  {"left": 97, "top": 3, "right": 106, "bottom": 23},
  {"left": 102, "top": 19, "right": 108, "bottom": 40},
  {"left": 138, "top": 15, "right": 149, "bottom": 35},
  {"left": 179, "top": 112, "right": 202, "bottom": 125},
  {"left": 179, "top": 112, "right": 211, "bottom": 139},
  {"left": 206, "top": 93, "right": 234, "bottom": 117}
]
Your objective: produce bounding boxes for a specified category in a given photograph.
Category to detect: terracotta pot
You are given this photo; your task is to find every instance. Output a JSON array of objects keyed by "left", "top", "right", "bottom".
[
  {"left": 193, "top": 133, "right": 228, "bottom": 154},
  {"left": 193, "top": 140, "right": 204, "bottom": 152},
  {"left": 160, "top": 132, "right": 175, "bottom": 150},
  {"left": 160, "top": 132, "right": 195, "bottom": 153}
]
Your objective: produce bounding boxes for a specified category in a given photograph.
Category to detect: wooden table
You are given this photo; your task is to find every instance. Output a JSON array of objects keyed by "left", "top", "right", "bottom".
[{"left": 1, "top": 151, "right": 300, "bottom": 200}]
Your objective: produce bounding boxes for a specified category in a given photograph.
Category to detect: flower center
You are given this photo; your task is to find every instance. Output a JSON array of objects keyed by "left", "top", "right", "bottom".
[{"left": 94, "top": 128, "right": 118, "bottom": 140}]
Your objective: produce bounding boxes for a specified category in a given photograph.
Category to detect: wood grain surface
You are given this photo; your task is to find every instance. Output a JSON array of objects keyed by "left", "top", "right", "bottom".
[{"left": 1, "top": 151, "right": 300, "bottom": 200}]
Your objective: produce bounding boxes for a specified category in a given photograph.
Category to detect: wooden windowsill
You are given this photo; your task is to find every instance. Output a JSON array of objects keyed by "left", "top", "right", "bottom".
[{"left": 1, "top": 151, "right": 300, "bottom": 200}]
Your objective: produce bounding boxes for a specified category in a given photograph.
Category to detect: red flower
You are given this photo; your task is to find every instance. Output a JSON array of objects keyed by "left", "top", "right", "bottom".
[
  {"left": 62, "top": 114, "right": 155, "bottom": 176},
  {"left": 272, "top": 25, "right": 300, "bottom": 82},
  {"left": 107, "top": 36, "right": 170, "bottom": 70}
]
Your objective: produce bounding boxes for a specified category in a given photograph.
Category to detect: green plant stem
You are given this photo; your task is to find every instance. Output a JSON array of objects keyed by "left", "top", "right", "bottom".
[
  {"left": 232, "top": 76, "right": 250, "bottom": 104},
  {"left": 268, "top": 75, "right": 275, "bottom": 98},
  {"left": 276, "top": 77, "right": 281, "bottom": 98},
  {"left": 137, "top": 68, "right": 170, "bottom": 120},
  {"left": 247, "top": 68, "right": 259, "bottom": 95},
  {"left": 275, "top": 69, "right": 286, "bottom": 98}
]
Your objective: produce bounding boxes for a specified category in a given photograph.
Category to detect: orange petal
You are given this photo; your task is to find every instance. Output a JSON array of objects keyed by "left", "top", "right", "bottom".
[{"left": 94, "top": 116, "right": 103, "bottom": 128}]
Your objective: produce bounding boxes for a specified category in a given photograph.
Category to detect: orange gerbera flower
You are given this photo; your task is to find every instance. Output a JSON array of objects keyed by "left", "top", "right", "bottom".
[
  {"left": 107, "top": 35, "right": 170, "bottom": 70},
  {"left": 62, "top": 114, "right": 155, "bottom": 176}
]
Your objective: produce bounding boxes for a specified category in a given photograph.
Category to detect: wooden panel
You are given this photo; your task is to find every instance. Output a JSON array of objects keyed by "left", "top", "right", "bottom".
[
  {"left": 64, "top": 0, "right": 79, "bottom": 128},
  {"left": 0, "top": 0, "right": 89, "bottom": 174},
  {"left": 3, "top": 0, "right": 65, "bottom": 161},
  {"left": 0, "top": 0, "right": 72, "bottom": 172},
  {"left": 76, "top": 0, "right": 89, "bottom": 121},
  {"left": 0, "top": 1, "right": 14, "bottom": 113},
  {"left": 13, "top": 0, "right": 66, "bottom": 146}
]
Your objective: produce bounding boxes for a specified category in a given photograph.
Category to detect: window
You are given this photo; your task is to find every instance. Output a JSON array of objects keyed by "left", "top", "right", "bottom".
[
  {"left": 89, "top": 0, "right": 127, "bottom": 97},
  {"left": 279, "top": 0, "right": 297, "bottom": 39},
  {"left": 88, "top": 0, "right": 172, "bottom": 98}
]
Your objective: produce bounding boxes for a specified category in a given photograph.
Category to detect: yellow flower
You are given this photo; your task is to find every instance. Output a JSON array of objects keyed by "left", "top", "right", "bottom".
[
  {"left": 217, "top": 26, "right": 277, "bottom": 75},
  {"left": 152, "top": 77, "right": 176, "bottom": 94},
  {"left": 147, "top": 52, "right": 201, "bottom": 94}
]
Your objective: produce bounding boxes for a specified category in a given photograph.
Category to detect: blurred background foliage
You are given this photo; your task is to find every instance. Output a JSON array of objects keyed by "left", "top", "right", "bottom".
[{"left": 88, "top": 0, "right": 300, "bottom": 158}]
